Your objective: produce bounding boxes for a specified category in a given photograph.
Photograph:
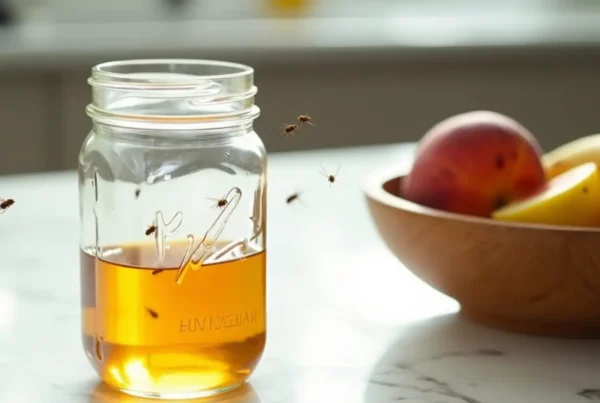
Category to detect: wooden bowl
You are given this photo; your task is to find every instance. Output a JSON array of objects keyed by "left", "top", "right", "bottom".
[{"left": 363, "top": 165, "right": 600, "bottom": 338}]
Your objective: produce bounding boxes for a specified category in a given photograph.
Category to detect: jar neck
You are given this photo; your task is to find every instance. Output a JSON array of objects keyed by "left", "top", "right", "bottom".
[
  {"left": 87, "top": 59, "right": 259, "bottom": 131},
  {"left": 93, "top": 122, "right": 255, "bottom": 144}
]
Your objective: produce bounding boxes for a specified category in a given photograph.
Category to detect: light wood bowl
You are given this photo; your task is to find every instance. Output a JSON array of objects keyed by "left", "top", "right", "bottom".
[{"left": 364, "top": 165, "right": 600, "bottom": 338}]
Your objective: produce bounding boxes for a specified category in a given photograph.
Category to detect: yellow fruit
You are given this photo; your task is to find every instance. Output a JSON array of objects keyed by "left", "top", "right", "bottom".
[
  {"left": 492, "top": 162, "right": 600, "bottom": 227},
  {"left": 543, "top": 134, "right": 600, "bottom": 179}
]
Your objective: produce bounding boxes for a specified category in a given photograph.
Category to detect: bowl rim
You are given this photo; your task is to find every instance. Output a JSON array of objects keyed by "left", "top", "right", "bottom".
[{"left": 363, "top": 164, "right": 600, "bottom": 233}]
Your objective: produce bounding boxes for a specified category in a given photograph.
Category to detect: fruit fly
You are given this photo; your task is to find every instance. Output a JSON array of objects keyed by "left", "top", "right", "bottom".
[
  {"left": 134, "top": 188, "right": 141, "bottom": 199},
  {"left": 145, "top": 307, "right": 159, "bottom": 319},
  {"left": 297, "top": 114, "right": 316, "bottom": 127},
  {"left": 146, "top": 223, "right": 157, "bottom": 237},
  {"left": 284, "top": 182, "right": 306, "bottom": 206},
  {"left": 286, "top": 192, "right": 302, "bottom": 204},
  {"left": 0, "top": 198, "right": 14, "bottom": 214},
  {"left": 207, "top": 194, "right": 228, "bottom": 210},
  {"left": 318, "top": 163, "right": 342, "bottom": 186},
  {"left": 281, "top": 124, "right": 299, "bottom": 138}
]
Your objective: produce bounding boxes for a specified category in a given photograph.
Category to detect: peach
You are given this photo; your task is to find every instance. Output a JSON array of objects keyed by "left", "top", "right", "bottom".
[{"left": 402, "top": 111, "right": 546, "bottom": 217}]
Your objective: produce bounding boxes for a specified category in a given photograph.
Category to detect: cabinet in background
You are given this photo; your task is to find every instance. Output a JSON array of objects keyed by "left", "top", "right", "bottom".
[
  {"left": 2, "top": 53, "right": 600, "bottom": 175},
  {"left": 0, "top": 73, "right": 53, "bottom": 174}
]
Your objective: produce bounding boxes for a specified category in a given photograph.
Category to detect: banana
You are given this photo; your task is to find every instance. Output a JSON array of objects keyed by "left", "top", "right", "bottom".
[
  {"left": 543, "top": 134, "right": 600, "bottom": 179},
  {"left": 493, "top": 162, "right": 600, "bottom": 227}
]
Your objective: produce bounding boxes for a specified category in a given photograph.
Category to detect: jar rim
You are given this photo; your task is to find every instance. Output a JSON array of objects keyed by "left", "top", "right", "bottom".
[
  {"left": 86, "top": 59, "right": 259, "bottom": 130},
  {"left": 89, "top": 59, "right": 254, "bottom": 90}
]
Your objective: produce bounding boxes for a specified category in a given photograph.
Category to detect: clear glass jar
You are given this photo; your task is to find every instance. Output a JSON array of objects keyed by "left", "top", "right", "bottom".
[{"left": 78, "top": 60, "right": 267, "bottom": 399}]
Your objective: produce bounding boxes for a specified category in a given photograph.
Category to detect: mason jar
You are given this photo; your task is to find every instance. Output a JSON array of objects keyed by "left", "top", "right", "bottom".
[{"left": 78, "top": 60, "right": 267, "bottom": 399}]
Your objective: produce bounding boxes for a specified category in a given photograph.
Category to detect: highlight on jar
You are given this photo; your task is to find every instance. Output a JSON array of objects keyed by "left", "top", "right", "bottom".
[{"left": 79, "top": 59, "right": 268, "bottom": 400}]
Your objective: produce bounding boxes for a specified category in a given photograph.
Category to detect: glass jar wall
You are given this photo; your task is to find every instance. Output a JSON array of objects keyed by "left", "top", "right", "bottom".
[{"left": 78, "top": 60, "right": 267, "bottom": 399}]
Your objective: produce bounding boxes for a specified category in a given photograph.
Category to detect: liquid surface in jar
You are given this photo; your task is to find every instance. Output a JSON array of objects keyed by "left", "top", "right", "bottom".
[{"left": 80, "top": 241, "right": 266, "bottom": 397}]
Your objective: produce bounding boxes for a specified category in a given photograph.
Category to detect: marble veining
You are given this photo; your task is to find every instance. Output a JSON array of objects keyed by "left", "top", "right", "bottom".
[
  {"left": 1, "top": 144, "right": 600, "bottom": 403},
  {"left": 370, "top": 355, "right": 496, "bottom": 403},
  {"left": 369, "top": 346, "right": 508, "bottom": 402}
]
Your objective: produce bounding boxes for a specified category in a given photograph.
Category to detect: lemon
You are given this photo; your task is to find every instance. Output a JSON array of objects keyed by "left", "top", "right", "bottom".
[{"left": 492, "top": 162, "right": 600, "bottom": 227}]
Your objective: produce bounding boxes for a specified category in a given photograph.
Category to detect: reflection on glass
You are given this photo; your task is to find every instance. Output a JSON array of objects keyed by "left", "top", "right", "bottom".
[{"left": 89, "top": 382, "right": 261, "bottom": 403}]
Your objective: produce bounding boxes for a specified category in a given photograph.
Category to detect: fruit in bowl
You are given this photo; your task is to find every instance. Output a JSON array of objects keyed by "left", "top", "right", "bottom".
[
  {"left": 492, "top": 162, "right": 600, "bottom": 227},
  {"left": 363, "top": 111, "right": 600, "bottom": 337},
  {"left": 543, "top": 133, "right": 600, "bottom": 179},
  {"left": 402, "top": 111, "right": 546, "bottom": 217},
  {"left": 363, "top": 168, "right": 600, "bottom": 338},
  {"left": 401, "top": 111, "right": 600, "bottom": 227}
]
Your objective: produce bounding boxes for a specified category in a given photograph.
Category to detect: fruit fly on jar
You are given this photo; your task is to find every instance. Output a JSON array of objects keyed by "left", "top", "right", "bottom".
[
  {"left": 207, "top": 194, "right": 228, "bottom": 210},
  {"left": 297, "top": 114, "right": 316, "bottom": 127},
  {"left": 281, "top": 124, "right": 299, "bottom": 138},
  {"left": 146, "top": 223, "right": 157, "bottom": 237},
  {"left": 318, "top": 163, "right": 342, "bottom": 186},
  {"left": 0, "top": 198, "right": 15, "bottom": 214}
]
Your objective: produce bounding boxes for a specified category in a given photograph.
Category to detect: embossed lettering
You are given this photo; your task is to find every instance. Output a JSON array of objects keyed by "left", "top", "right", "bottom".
[
  {"left": 179, "top": 318, "right": 191, "bottom": 333},
  {"left": 179, "top": 310, "right": 257, "bottom": 332},
  {"left": 195, "top": 317, "right": 206, "bottom": 331}
]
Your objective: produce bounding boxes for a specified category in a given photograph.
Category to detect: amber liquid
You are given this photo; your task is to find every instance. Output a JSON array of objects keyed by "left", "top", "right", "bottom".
[{"left": 80, "top": 242, "right": 266, "bottom": 398}]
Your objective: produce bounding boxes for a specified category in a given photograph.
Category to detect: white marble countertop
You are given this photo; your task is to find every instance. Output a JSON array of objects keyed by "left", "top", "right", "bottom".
[{"left": 1, "top": 143, "right": 600, "bottom": 403}]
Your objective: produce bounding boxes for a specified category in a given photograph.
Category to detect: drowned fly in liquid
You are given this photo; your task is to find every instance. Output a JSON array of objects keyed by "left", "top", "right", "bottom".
[{"left": 145, "top": 307, "right": 159, "bottom": 319}]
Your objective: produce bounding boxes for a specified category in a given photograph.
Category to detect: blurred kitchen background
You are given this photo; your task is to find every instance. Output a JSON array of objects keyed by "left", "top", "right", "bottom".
[{"left": 0, "top": 0, "right": 600, "bottom": 175}]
